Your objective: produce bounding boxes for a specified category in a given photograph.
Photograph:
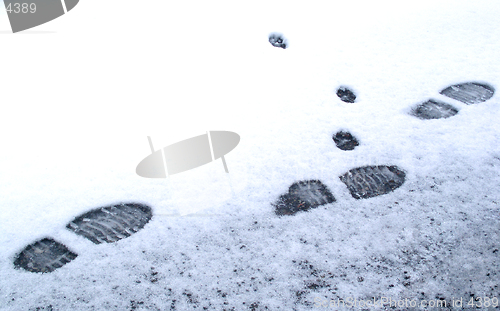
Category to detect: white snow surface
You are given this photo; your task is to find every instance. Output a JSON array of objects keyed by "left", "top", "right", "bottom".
[{"left": 0, "top": 0, "right": 499, "bottom": 310}]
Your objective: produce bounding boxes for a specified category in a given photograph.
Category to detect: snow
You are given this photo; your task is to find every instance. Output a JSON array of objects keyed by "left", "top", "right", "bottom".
[{"left": 1, "top": 0, "right": 499, "bottom": 309}]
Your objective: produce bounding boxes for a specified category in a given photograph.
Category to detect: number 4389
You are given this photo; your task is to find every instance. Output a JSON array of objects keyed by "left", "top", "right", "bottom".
[
  {"left": 6, "top": 3, "right": 36, "bottom": 13},
  {"left": 468, "top": 297, "right": 499, "bottom": 308}
]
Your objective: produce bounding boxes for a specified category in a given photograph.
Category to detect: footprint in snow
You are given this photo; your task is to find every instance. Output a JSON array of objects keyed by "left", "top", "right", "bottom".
[
  {"left": 410, "top": 81, "right": 495, "bottom": 120},
  {"left": 268, "top": 33, "right": 287, "bottom": 49},
  {"left": 332, "top": 131, "right": 359, "bottom": 151},
  {"left": 336, "top": 86, "right": 357, "bottom": 103},
  {"left": 273, "top": 165, "right": 407, "bottom": 215},
  {"left": 13, "top": 203, "right": 152, "bottom": 273},
  {"left": 15, "top": 41, "right": 493, "bottom": 274}
]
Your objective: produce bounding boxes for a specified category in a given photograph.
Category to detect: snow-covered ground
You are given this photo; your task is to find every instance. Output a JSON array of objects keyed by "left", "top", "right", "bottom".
[{"left": 1, "top": 0, "right": 499, "bottom": 309}]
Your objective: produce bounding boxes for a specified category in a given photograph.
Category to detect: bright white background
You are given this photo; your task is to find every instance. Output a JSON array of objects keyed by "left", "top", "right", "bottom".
[{"left": 0, "top": 1, "right": 499, "bottom": 310}]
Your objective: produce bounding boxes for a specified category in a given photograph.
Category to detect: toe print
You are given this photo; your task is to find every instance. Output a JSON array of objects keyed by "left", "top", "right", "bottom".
[
  {"left": 66, "top": 203, "right": 153, "bottom": 244},
  {"left": 440, "top": 82, "right": 494, "bottom": 105},
  {"left": 274, "top": 180, "right": 335, "bottom": 216},
  {"left": 339, "top": 165, "right": 406, "bottom": 199},
  {"left": 13, "top": 238, "right": 78, "bottom": 273}
]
